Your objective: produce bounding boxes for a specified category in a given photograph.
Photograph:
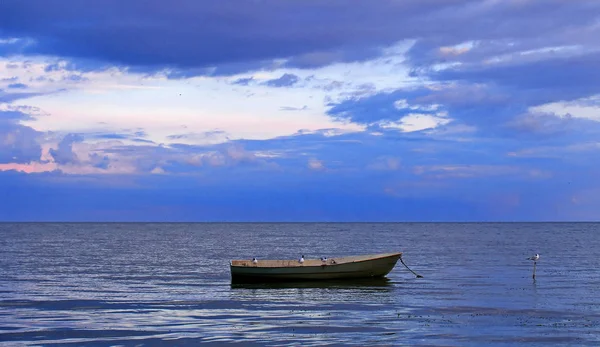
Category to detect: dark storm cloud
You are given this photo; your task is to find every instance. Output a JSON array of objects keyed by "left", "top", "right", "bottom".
[{"left": 2, "top": 0, "right": 597, "bottom": 76}]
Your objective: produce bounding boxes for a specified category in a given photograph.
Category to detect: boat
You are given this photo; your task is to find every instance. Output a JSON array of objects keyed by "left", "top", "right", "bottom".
[{"left": 230, "top": 252, "right": 403, "bottom": 283}]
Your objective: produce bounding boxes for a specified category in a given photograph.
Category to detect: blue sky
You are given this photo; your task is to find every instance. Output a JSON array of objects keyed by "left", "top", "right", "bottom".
[{"left": 1, "top": 0, "right": 599, "bottom": 221}]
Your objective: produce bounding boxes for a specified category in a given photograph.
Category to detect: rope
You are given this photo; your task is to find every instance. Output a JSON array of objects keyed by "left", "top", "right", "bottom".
[{"left": 400, "top": 254, "right": 423, "bottom": 278}]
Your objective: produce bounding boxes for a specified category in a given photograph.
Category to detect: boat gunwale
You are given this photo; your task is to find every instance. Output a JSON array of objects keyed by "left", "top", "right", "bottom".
[{"left": 230, "top": 252, "right": 402, "bottom": 270}]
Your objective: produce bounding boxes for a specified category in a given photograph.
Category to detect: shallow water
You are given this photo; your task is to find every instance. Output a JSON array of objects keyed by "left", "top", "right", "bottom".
[{"left": 1, "top": 222, "right": 599, "bottom": 346}]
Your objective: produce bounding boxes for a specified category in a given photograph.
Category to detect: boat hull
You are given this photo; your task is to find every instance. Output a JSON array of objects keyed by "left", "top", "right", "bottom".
[{"left": 230, "top": 253, "right": 401, "bottom": 283}]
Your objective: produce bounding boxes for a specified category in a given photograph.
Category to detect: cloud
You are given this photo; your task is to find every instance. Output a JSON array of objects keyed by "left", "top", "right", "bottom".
[
  {"left": 508, "top": 142, "right": 600, "bottom": 159},
  {"left": 0, "top": 89, "right": 47, "bottom": 103},
  {"left": 328, "top": 75, "right": 600, "bottom": 142},
  {"left": 0, "top": 161, "right": 57, "bottom": 173},
  {"left": 0, "top": 131, "right": 279, "bottom": 175},
  {"left": 166, "top": 130, "right": 229, "bottom": 145},
  {"left": 1, "top": 125, "right": 600, "bottom": 220},
  {"left": 283, "top": 47, "right": 386, "bottom": 69},
  {"left": 307, "top": 158, "right": 325, "bottom": 171},
  {"left": 174, "top": 143, "right": 268, "bottom": 170},
  {"left": 263, "top": 73, "right": 300, "bottom": 87},
  {"left": 2, "top": 1, "right": 600, "bottom": 221},
  {"left": 0, "top": 1, "right": 416, "bottom": 73},
  {"left": 327, "top": 89, "right": 424, "bottom": 125},
  {"left": 231, "top": 77, "right": 254, "bottom": 86},
  {"left": 379, "top": 113, "right": 451, "bottom": 133},
  {"left": 49, "top": 133, "right": 83, "bottom": 165},
  {"left": 7, "top": 82, "right": 28, "bottom": 89},
  {"left": 412, "top": 164, "right": 545, "bottom": 179},
  {"left": 280, "top": 105, "right": 308, "bottom": 111},
  {"left": 0, "top": 109, "right": 42, "bottom": 163},
  {"left": 3, "top": 0, "right": 597, "bottom": 77},
  {"left": 430, "top": 52, "right": 600, "bottom": 104},
  {"left": 80, "top": 130, "right": 151, "bottom": 143},
  {"left": 150, "top": 166, "right": 165, "bottom": 174},
  {"left": 3, "top": 155, "right": 598, "bottom": 221}
]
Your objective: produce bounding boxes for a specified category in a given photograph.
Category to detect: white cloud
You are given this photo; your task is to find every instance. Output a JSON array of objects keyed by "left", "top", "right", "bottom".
[
  {"left": 379, "top": 112, "right": 451, "bottom": 132},
  {"left": 0, "top": 40, "right": 419, "bottom": 149},
  {"left": 16, "top": 66, "right": 365, "bottom": 144},
  {"left": 151, "top": 167, "right": 165, "bottom": 174},
  {"left": 394, "top": 99, "right": 441, "bottom": 112},
  {"left": 308, "top": 158, "right": 325, "bottom": 171},
  {"left": 529, "top": 94, "right": 600, "bottom": 122}
]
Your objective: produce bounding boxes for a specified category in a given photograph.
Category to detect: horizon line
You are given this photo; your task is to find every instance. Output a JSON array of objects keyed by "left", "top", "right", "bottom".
[{"left": 1, "top": 221, "right": 599, "bottom": 224}]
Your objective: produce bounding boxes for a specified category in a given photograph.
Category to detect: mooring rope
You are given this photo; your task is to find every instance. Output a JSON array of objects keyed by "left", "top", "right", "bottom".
[{"left": 400, "top": 254, "right": 423, "bottom": 278}]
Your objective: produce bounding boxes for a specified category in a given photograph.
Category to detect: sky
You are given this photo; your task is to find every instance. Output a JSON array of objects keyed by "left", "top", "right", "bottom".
[{"left": 1, "top": 0, "right": 600, "bottom": 221}]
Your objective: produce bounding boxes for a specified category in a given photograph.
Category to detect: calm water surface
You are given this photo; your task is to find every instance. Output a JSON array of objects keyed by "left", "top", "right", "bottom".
[{"left": 1, "top": 223, "right": 599, "bottom": 346}]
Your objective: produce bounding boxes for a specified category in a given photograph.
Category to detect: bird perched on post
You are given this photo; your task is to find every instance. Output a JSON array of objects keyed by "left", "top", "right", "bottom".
[{"left": 527, "top": 253, "right": 540, "bottom": 280}]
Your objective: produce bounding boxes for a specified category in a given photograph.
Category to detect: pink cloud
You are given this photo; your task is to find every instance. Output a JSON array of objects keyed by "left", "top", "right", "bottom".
[
  {"left": 0, "top": 161, "right": 58, "bottom": 173},
  {"left": 0, "top": 160, "right": 137, "bottom": 175}
]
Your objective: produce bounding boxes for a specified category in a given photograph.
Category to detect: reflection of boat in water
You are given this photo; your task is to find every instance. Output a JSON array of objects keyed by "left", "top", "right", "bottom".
[
  {"left": 231, "top": 277, "right": 393, "bottom": 290},
  {"left": 230, "top": 253, "right": 402, "bottom": 283}
]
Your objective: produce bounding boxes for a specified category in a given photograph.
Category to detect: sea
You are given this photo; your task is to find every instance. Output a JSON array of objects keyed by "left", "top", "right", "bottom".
[{"left": 1, "top": 222, "right": 599, "bottom": 346}]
